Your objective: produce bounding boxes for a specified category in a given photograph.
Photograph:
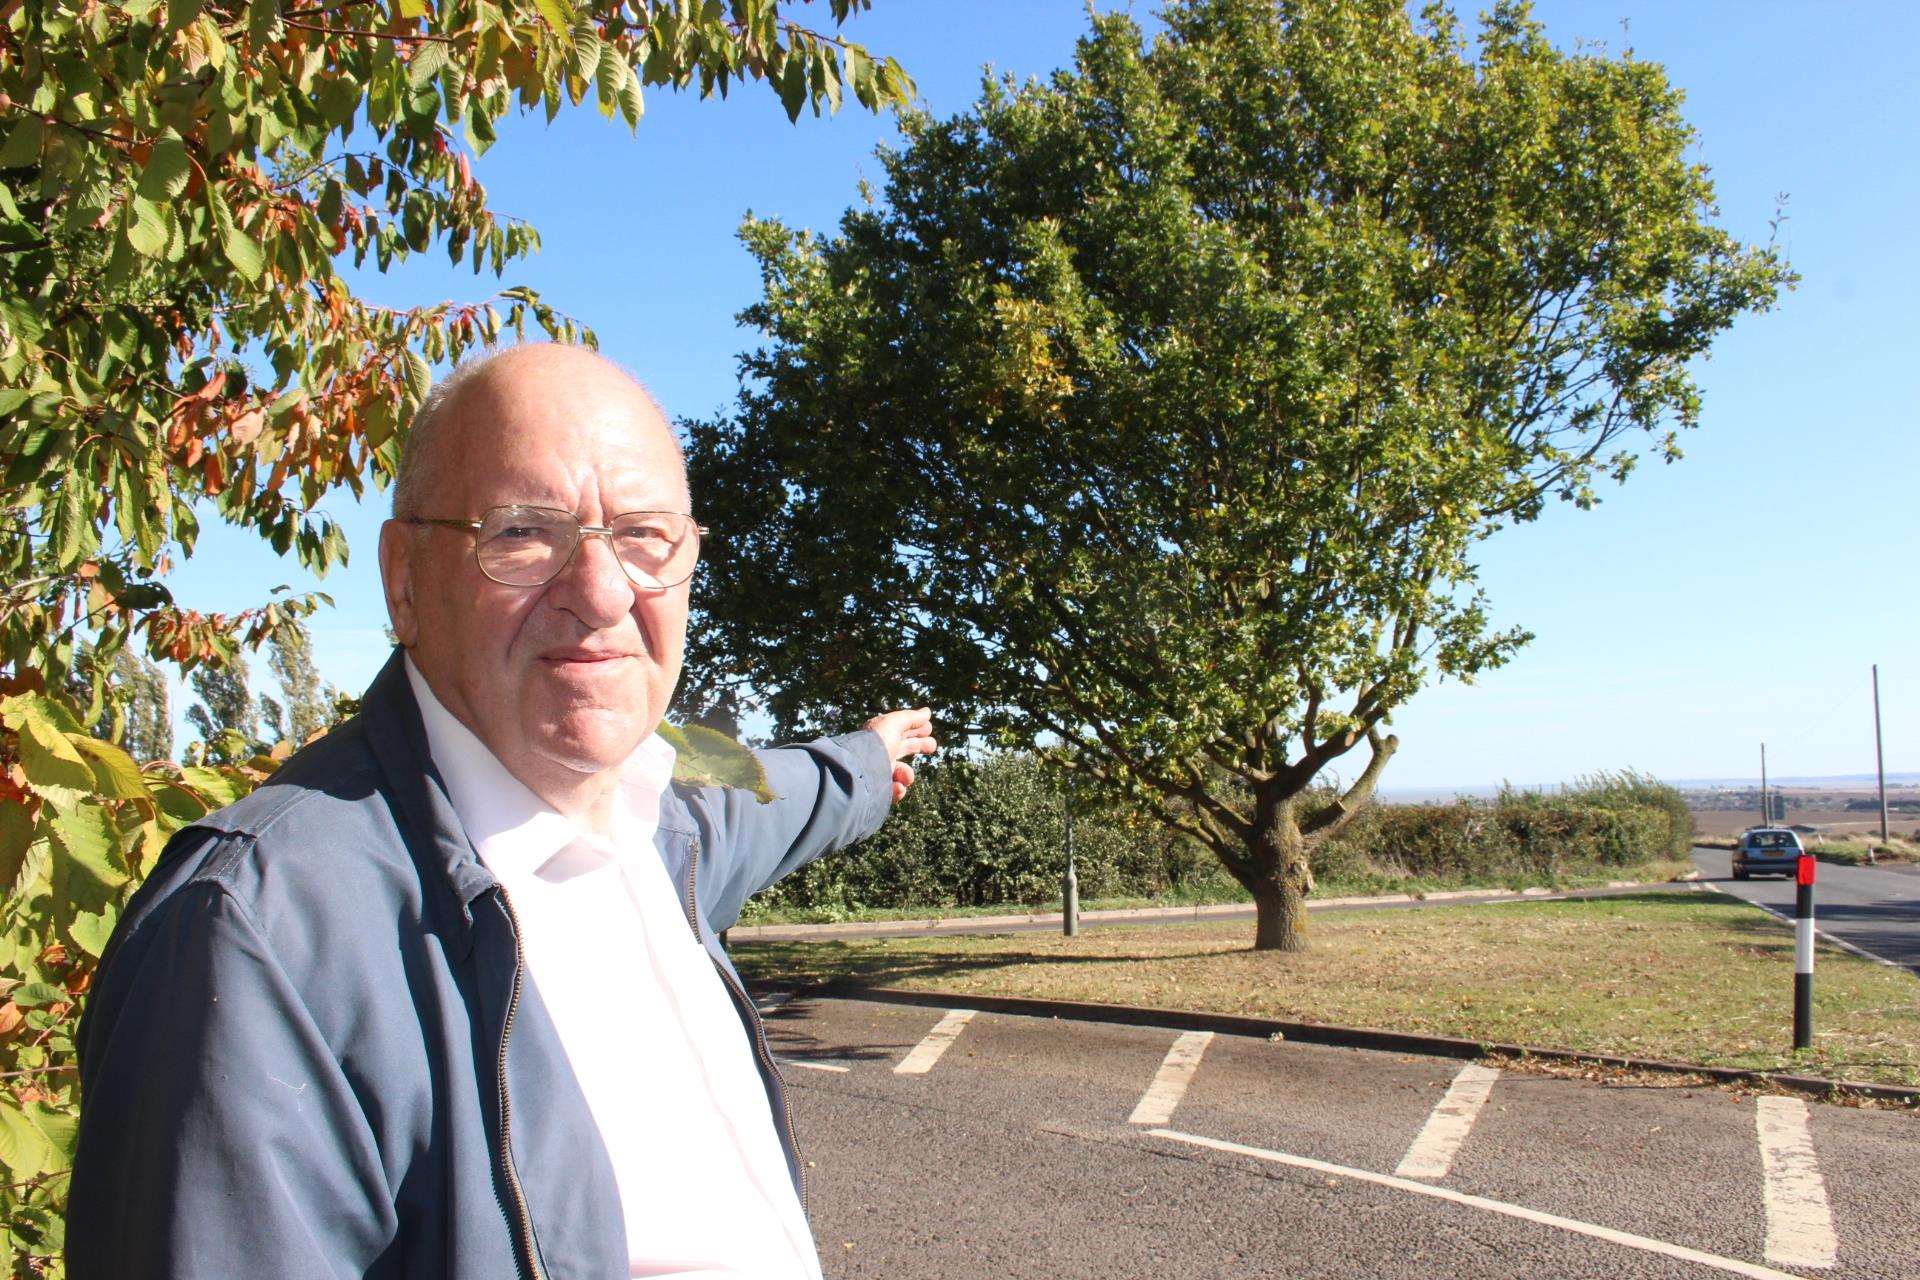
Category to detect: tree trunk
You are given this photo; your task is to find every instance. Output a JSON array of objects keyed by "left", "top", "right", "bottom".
[
  {"left": 1242, "top": 791, "right": 1313, "bottom": 952},
  {"left": 1250, "top": 877, "right": 1308, "bottom": 951}
]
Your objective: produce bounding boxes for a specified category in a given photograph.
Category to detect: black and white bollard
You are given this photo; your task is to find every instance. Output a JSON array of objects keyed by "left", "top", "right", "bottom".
[{"left": 1793, "top": 852, "right": 1816, "bottom": 1051}]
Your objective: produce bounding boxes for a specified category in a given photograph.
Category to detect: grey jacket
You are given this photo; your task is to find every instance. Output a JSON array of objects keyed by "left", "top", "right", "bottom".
[{"left": 69, "top": 649, "right": 893, "bottom": 1279}]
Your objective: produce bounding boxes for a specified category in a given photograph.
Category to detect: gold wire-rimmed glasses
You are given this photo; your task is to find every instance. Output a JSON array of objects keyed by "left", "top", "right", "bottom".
[{"left": 401, "top": 504, "right": 709, "bottom": 590}]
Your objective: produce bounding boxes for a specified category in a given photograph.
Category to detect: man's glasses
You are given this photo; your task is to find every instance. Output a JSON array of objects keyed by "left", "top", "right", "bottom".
[{"left": 402, "top": 505, "right": 708, "bottom": 590}]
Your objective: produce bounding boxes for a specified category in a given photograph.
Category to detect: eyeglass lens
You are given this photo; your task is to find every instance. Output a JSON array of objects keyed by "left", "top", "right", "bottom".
[{"left": 474, "top": 505, "right": 700, "bottom": 589}]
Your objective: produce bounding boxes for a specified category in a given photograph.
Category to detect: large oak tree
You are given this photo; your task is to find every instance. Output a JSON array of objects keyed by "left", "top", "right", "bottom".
[{"left": 683, "top": 0, "right": 1790, "bottom": 949}]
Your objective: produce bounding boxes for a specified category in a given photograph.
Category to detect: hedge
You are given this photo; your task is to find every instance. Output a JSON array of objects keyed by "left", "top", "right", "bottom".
[{"left": 741, "top": 757, "right": 1694, "bottom": 920}]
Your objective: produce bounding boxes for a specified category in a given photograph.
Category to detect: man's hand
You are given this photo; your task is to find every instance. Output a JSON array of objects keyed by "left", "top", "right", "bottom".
[{"left": 861, "top": 707, "right": 937, "bottom": 802}]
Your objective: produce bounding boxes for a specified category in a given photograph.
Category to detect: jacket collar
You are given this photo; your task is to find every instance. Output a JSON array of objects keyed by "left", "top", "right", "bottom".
[
  {"left": 360, "top": 647, "right": 705, "bottom": 954},
  {"left": 361, "top": 648, "right": 501, "bottom": 952}
]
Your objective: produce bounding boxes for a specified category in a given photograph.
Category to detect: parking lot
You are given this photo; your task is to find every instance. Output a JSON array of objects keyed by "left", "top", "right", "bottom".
[{"left": 760, "top": 993, "right": 1919, "bottom": 1279}]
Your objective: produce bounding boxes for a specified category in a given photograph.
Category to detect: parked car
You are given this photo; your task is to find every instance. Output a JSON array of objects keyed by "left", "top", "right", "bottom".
[{"left": 1733, "top": 827, "right": 1805, "bottom": 880}]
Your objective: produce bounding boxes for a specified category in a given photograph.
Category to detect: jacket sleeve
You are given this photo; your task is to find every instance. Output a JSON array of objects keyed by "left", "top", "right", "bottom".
[
  {"left": 695, "top": 729, "right": 895, "bottom": 932},
  {"left": 69, "top": 874, "right": 397, "bottom": 1280}
]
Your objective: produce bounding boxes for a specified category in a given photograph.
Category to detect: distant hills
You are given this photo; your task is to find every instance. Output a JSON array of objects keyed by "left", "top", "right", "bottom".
[
  {"left": 1379, "top": 771, "right": 1918, "bottom": 803},
  {"left": 1663, "top": 773, "right": 1920, "bottom": 790}
]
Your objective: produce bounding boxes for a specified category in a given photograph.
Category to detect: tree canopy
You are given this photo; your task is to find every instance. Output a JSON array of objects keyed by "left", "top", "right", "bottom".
[
  {"left": 0, "top": 0, "right": 912, "bottom": 689},
  {"left": 0, "top": 2, "right": 911, "bottom": 1267},
  {"left": 683, "top": 0, "right": 1791, "bottom": 949}
]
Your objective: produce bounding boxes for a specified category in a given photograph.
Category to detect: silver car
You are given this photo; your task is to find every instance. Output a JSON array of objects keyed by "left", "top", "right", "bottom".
[{"left": 1733, "top": 827, "right": 1805, "bottom": 880}]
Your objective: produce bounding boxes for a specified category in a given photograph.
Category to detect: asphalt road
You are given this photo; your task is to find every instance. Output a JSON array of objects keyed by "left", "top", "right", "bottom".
[
  {"left": 1691, "top": 848, "right": 1920, "bottom": 974},
  {"left": 765, "top": 993, "right": 1919, "bottom": 1280}
]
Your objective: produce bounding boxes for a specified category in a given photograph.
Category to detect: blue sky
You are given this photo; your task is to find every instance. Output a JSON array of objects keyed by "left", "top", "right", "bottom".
[{"left": 162, "top": 1, "right": 1918, "bottom": 790}]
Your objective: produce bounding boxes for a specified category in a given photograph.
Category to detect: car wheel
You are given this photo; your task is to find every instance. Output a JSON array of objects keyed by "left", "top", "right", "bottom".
[{"left": 1733, "top": 863, "right": 1749, "bottom": 880}]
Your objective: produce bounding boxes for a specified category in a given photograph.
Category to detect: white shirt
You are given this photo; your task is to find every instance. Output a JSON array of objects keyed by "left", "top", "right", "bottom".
[{"left": 405, "top": 659, "right": 821, "bottom": 1279}]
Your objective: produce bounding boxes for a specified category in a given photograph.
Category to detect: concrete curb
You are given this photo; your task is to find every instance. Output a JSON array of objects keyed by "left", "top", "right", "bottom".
[
  {"left": 730, "top": 875, "right": 1698, "bottom": 942},
  {"left": 781, "top": 981, "right": 1920, "bottom": 1107}
]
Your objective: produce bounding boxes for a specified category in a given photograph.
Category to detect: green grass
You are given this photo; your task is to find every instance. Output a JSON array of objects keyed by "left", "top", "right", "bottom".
[
  {"left": 734, "top": 890, "right": 1920, "bottom": 1088},
  {"left": 736, "top": 859, "right": 1697, "bottom": 926},
  {"left": 1807, "top": 836, "right": 1919, "bottom": 866}
]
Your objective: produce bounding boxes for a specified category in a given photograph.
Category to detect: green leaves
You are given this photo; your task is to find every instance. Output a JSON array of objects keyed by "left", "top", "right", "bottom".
[
  {"left": 657, "top": 722, "right": 776, "bottom": 803},
  {"left": 408, "top": 43, "right": 450, "bottom": 91},
  {"left": 135, "top": 136, "right": 193, "bottom": 202},
  {"left": 0, "top": 1101, "right": 62, "bottom": 1179},
  {"left": 9, "top": 703, "right": 97, "bottom": 800},
  {"left": 69, "top": 737, "right": 149, "bottom": 803},
  {"left": 125, "top": 196, "right": 171, "bottom": 258},
  {"left": 0, "top": 9, "right": 920, "bottom": 1267},
  {"left": 0, "top": 117, "right": 43, "bottom": 169},
  {"left": 403, "top": 349, "right": 433, "bottom": 403},
  {"left": 684, "top": 0, "right": 1787, "bottom": 941},
  {"left": 220, "top": 225, "right": 265, "bottom": 280}
]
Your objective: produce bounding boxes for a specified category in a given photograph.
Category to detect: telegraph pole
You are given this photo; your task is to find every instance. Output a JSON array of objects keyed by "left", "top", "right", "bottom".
[
  {"left": 1759, "top": 742, "right": 1769, "bottom": 829},
  {"left": 1872, "top": 664, "right": 1889, "bottom": 845}
]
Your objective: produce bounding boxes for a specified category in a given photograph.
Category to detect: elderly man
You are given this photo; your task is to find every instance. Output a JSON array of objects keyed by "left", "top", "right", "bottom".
[{"left": 68, "top": 344, "right": 935, "bottom": 1279}]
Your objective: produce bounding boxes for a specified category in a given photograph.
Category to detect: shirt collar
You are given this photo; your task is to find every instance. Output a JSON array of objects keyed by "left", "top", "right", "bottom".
[{"left": 403, "top": 655, "right": 678, "bottom": 880}]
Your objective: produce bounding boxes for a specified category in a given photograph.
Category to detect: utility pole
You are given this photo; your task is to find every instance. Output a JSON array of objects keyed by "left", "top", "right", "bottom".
[
  {"left": 1872, "top": 664, "right": 1889, "bottom": 846},
  {"left": 1759, "top": 741, "right": 1769, "bottom": 829}
]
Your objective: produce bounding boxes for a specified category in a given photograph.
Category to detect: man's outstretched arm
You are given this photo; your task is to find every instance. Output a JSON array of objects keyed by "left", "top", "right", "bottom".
[{"left": 691, "top": 708, "right": 936, "bottom": 931}]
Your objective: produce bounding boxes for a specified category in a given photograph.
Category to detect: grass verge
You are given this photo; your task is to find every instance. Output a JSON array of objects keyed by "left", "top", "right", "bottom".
[
  {"left": 734, "top": 890, "right": 1920, "bottom": 1088},
  {"left": 737, "top": 859, "right": 1696, "bottom": 926}
]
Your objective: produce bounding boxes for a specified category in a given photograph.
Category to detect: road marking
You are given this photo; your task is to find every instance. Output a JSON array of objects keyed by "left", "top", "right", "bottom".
[
  {"left": 1395, "top": 1062, "right": 1499, "bottom": 1180},
  {"left": 1729, "top": 893, "right": 1905, "bottom": 971},
  {"left": 894, "top": 1009, "right": 975, "bottom": 1075},
  {"left": 779, "top": 1057, "right": 851, "bottom": 1074},
  {"left": 1755, "top": 1096, "right": 1838, "bottom": 1270},
  {"left": 1129, "top": 1031, "right": 1214, "bottom": 1126},
  {"left": 1150, "top": 1129, "right": 1808, "bottom": 1280}
]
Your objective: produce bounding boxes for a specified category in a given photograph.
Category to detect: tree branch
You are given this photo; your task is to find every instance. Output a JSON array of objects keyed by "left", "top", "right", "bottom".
[{"left": 1300, "top": 728, "right": 1399, "bottom": 839}]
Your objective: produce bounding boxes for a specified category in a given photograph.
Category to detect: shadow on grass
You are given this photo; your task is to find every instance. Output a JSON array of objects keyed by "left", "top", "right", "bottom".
[{"left": 735, "top": 939, "right": 1262, "bottom": 990}]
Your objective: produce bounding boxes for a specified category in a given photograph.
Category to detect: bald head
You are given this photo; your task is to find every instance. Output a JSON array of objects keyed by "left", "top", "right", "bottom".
[{"left": 393, "top": 343, "right": 687, "bottom": 521}]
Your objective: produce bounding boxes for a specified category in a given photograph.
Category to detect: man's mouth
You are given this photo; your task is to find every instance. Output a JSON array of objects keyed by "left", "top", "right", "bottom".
[{"left": 539, "top": 647, "right": 638, "bottom": 664}]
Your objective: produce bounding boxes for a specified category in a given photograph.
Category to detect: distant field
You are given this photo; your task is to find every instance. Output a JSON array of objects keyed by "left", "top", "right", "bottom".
[
  {"left": 1687, "top": 785, "right": 1920, "bottom": 839},
  {"left": 1691, "top": 807, "right": 1920, "bottom": 838}
]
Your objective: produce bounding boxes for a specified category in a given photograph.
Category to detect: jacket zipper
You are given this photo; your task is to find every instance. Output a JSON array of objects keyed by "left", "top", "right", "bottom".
[
  {"left": 681, "top": 841, "right": 809, "bottom": 1211},
  {"left": 493, "top": 888, "right": 546, "bottom": 1280}
]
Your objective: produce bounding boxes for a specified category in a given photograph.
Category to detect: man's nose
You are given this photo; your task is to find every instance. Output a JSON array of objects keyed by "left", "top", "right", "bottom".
[{"left": 544, "top": 528, "right": 637, "bottom": 628}]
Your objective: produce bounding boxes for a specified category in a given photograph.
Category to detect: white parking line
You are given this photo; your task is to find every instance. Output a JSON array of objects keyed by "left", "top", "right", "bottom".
[
  {"left": 1150, "top": 1129, "right": 1808, "bottom": 1280},
  {"left": 1129, "top": 1031, "right": 1214, "bottom": 1126},
  {"left": 1395, "top": 1063, "right": 1500, "bottom": 1180},
  {"left": 779, "top": 1058, "right": 851, "bottom": 1074},
  {"left": 1755, "top": 1096, "right": 1838, "bottom": 1270},
  {"left": 894, "top": 1009, "right": 975, "bottom": 1075}
]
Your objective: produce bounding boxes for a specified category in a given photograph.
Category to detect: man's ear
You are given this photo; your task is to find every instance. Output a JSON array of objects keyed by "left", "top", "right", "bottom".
[{"left": 378, "top": 520, "right": 419, "bottom": 648}]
